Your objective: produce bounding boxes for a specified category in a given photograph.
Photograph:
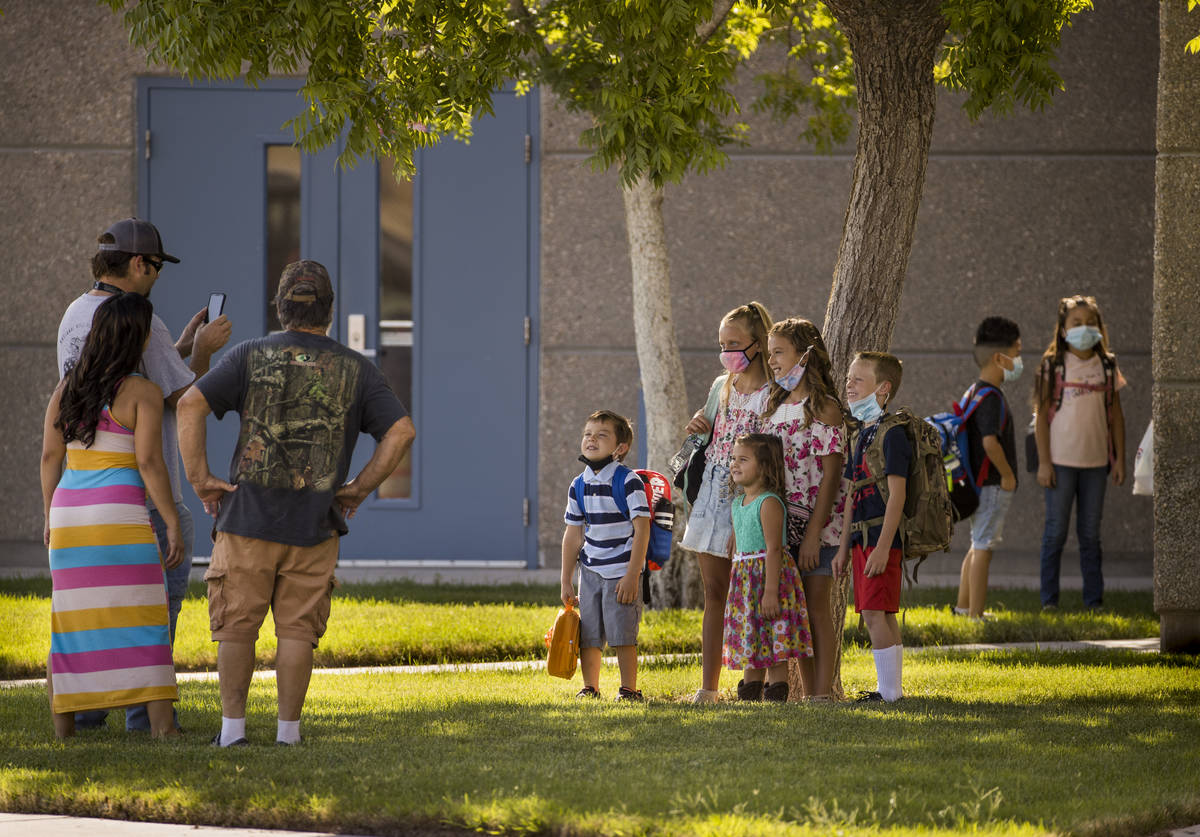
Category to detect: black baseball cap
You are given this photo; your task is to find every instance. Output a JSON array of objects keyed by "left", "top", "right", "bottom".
[{"left": 97, "top": 218, "right": 180, "bottom": 264}]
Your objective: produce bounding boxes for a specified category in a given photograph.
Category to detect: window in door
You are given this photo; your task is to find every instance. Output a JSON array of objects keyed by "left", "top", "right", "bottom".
[
  {"left": 265, "top": 145, "right": 301, "bottom": 333},
  {"left": 377, "top": 158, "right": 414, "bottom": 499}
]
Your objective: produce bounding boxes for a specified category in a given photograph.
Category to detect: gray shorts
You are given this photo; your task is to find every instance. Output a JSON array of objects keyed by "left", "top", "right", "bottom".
[
  {"left": 578, "top": 565, "right": 642, "bottom": 649},
  {"left": 970, "top": 484, "right": 1015, "bottom": 550}
]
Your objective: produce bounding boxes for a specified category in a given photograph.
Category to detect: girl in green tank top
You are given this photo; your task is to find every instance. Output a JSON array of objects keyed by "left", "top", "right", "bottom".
[{"left": 724, "top": 434, "right": 813, "bottom": 702}]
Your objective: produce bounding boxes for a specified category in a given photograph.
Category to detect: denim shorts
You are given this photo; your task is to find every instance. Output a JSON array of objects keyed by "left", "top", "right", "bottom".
[
  {"left": 787, "top": 543, "right": 838, "bottom": 578},
  {"left": 680, "top": 461, "right": 734, "bottom": 556},
  {"left": 578, "top": 565, "right": 642, "bottom": 649},
  {"left": 970, "top": 485, "right": 1015, "bottom": 550}
]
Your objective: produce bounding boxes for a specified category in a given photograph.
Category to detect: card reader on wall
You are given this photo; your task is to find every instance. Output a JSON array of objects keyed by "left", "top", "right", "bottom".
[{"left": 346, "top": 313, "right": 376, "bottom": 357}]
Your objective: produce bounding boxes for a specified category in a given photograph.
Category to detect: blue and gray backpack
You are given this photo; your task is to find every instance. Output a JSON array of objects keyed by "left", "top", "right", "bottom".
[{"left": 925, "top": 384, "right": 1008, "bottom": 523}]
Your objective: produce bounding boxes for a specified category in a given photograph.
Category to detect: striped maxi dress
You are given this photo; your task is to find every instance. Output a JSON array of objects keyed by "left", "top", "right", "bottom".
[{"left": 48, "top": 404, "right": 178, "bottom": 714}]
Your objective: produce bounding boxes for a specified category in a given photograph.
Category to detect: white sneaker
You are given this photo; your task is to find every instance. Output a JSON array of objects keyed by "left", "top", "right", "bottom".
[{"left": 690, "top": 688, "right": 719, "bottom": 704}]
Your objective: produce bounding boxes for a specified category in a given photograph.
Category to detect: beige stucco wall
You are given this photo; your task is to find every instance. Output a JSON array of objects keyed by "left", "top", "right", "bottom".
[
  {"left": 0, "top": 1, "right": 164, "bottom": 561},
  {"left": 537, "top": 1, "right": 1157, "bottom": 582}
]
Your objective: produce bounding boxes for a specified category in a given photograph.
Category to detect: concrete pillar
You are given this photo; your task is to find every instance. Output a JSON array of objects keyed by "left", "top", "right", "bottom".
[{"left": 1153, "top": 1, "right": 1200, "bottom": 653}]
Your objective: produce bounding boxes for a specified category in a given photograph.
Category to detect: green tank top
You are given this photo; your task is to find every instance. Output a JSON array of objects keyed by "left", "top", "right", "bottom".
[{"left": 731, "top": 491, "right": 786, "bottom": 554}]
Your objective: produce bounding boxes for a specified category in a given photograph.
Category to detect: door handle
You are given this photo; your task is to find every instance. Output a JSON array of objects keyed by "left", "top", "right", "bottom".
[{"left": 347, "top": 313, "right": 377, "bottom": 357}]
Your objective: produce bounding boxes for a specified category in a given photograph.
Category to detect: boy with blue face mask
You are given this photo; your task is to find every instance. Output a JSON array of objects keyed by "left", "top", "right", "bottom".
[
  {"left": 833, "top": 351, "right": 909, "bottom": 703},
  {"left": 954, "top": 317, "right": 1022, "bottom": 620}
]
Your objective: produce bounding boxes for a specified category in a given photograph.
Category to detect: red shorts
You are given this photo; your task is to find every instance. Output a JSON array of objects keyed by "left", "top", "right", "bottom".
[{"left": 851, "top": 543, "right": 902, "bottom": 614}]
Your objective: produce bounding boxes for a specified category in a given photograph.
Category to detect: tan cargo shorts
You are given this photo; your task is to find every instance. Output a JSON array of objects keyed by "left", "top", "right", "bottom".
[{"left": 204, "top": 531, "right": 339, "bottom": 647}]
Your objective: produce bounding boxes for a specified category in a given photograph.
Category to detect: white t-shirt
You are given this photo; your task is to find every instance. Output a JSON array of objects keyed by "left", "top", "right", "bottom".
[
  {"left": 1049, "top": 352, "right": 1127, "bottom": 469},
  {"left": 57, "top": 292, "right": 195, "bottom": 506}
]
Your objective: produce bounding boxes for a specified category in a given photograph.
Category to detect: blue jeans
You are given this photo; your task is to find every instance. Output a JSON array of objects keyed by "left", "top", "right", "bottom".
[
  {"left": 76, "top": 503, "right": 192, "bottom": 731},
  {"left": 1039, "top": 465, "right": 1107, "bottom": 608}
]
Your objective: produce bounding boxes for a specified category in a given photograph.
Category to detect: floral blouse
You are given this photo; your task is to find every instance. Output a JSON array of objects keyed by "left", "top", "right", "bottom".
[
  {"left": 706, "top": 379, "right": 771, "bottom": 467},
  {"left": 768, "top": 399, "right": 848, "bottom": 546}
]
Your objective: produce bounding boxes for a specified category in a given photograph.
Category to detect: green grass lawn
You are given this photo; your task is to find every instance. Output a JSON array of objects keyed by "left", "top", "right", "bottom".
[
  {"left": 2, "top": 651, "right": 1197, "bottom": 836},
  {"left": 0, "top": 579, "right": 1159, "bottom": 680}
]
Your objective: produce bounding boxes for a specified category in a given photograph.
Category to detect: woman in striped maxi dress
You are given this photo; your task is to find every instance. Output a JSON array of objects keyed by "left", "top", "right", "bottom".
[{"left": 40, "top": 293, "right": 184, "bottom": 738}]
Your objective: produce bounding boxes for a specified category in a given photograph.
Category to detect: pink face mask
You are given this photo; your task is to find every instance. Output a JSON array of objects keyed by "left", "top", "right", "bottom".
[{"left": 719, "top": 341, "right": 758, "bottom": 374}]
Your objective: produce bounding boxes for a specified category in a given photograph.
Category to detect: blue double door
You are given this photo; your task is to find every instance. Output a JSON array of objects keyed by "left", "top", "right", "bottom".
[{"left": 138, "top": 80, "right": 538, "bottom": 564}]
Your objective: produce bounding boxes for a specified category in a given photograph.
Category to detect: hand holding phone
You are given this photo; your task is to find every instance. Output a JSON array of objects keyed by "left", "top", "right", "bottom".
[{"left": 206, "top": 292, "right": 226, "bottom": 323}]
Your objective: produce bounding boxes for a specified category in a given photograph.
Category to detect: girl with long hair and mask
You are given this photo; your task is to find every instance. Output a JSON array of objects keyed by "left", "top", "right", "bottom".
[
  {"left": 763, "top": 317, "right": 848, "bottom": 701},
  {"left": 1032, "top": 294, "right": 1127, "bottom": 611},
  {"left": 679, "top": 301, "right": 773, "bottom": 704}
]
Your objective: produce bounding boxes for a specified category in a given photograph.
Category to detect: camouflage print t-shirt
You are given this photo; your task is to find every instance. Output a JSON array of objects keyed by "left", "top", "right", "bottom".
[{"left": 196, "top": 330, "right": 408, "bottom": 546}]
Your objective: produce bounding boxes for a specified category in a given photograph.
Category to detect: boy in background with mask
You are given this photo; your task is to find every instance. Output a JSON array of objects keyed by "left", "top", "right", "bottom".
[
  {"left": 954, "top": 317, "right": 1022, "bottom": 620},
  {"left": 833, "top": 351, "right": 909, "bottom": 703}
]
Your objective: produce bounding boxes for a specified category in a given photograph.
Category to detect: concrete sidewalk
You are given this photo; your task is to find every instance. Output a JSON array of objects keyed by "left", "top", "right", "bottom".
[
  {"left": 0, "top": 814, "right": 361, "bottom": 837},
  {"left": 0, "top": 640, "right": 1164, "bottom": 692},
  {"left": 5, "top": 803, "right": 1200, "bottom": 837}
]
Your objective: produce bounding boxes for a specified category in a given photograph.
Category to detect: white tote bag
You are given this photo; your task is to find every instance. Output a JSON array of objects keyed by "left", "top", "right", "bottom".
[{"left": 1132, "top": 421, "right": 1153, "bottom": 496}]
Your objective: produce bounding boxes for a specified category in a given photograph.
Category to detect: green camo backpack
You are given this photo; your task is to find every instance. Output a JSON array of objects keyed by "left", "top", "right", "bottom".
[{"left": 849, "top": 408, "right": 954, "bottom": 584}]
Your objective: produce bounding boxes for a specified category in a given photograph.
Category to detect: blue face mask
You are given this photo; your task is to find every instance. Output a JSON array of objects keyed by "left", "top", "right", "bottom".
[
  {"left": 1002, "top": 354, "right": 1024, "bottom": 383},
  {"left": 848, "top": 388, "right": 884, "bottom": 424},
  {"left": 1064, "top": 325, "right": 1102, "bottom": 351},
  {"left": 773, "top": 346, "right": 812, "bottom": 392}
]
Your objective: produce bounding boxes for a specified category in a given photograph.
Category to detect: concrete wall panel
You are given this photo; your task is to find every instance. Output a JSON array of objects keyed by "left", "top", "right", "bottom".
[
  {"left": 0, "top": 1, "right": 155, "bottom": 148},
  {"left": 0, "top": 152, "right": 136, "bottom": 343},
  {"left": 541, "top": 0, "right": 1154, "bottom": 159},
  {"left": 0, "top": 348, "right": 61, "bottom": 541},
  {"left": 903, "top": 158, "right": 1155, "bottom": 355}
]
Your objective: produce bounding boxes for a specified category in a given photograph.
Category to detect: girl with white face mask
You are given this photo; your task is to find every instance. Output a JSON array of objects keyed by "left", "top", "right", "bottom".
[
  {"left": 762, "top": 318, "right": 847, "bottom": 702},
  {"left": 1033, "top": 295, "right": 1128, "bottom": 612},
  {"left": 679, "top": 301, "right": 774, "bottom": 704}
]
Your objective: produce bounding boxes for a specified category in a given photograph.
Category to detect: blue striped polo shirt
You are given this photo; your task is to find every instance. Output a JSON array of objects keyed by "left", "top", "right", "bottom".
[{"left": 563, "top": 461, "right": 650, "bottom": 579}]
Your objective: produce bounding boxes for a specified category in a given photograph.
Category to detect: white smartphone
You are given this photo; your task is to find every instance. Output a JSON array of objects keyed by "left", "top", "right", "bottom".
[{"left": 206, "top": 292, "right": 226, "bottom": 323}]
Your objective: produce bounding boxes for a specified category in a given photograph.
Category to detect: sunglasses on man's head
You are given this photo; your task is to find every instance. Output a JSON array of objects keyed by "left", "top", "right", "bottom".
[{"left": 143, "top": 256, "right": 164, "bottom": 271}]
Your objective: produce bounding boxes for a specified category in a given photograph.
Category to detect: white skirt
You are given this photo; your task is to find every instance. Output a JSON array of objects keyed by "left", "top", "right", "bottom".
[{"left": 680, "top": 461, "right": 734, "bottom": 557}]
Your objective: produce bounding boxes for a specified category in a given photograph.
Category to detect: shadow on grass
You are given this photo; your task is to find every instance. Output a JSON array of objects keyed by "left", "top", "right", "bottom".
[{"left": 2, "top": 673, "right": 1199, "bottom": 837}]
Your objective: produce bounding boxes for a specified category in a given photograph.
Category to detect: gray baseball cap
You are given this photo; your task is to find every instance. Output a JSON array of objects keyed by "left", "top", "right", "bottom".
[{"left": 96, "top": 218, "right": 180, "bottom": 263}]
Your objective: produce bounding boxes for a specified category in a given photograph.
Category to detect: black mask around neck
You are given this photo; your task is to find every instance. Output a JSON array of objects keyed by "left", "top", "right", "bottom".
[{"left": 578, "top": 453, "right": 615, "bottom": 471}]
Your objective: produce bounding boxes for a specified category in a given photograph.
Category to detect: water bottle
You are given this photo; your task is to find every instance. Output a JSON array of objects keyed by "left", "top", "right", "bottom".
[{"left": 669, "top": 434, "right": 704, "bottom": 476}]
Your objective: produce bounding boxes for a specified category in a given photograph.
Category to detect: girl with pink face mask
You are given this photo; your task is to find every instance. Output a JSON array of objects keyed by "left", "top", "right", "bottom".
[{"left": 679, "top": 301, "right": 774, "bottom": 704}]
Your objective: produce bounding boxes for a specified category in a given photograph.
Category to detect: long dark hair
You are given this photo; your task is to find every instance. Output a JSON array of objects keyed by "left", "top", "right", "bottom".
[{"left": 56, "top": 293, "right": 154, "bottom": 447}]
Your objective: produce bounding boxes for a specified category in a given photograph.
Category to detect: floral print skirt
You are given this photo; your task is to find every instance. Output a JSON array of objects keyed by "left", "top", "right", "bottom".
[{"left": 722, "top": 552, "right": 812, "bottom": 670}]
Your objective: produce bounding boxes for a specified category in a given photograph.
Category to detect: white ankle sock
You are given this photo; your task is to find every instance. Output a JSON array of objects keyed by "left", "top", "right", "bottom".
[
  {"left": 873, "top": 645, "right": 904, "bottom": 702},
  {"left": 219, "top": 716, "right": 246, "bottom": 746},
  {"left": 277, "top": 718, "right": 301, "bottom": 744}
]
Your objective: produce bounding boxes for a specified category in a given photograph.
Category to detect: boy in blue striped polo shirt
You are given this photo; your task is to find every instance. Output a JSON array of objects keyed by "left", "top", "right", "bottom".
[{"left": 560, "top": 410, "right": 651, "bottom": 700}]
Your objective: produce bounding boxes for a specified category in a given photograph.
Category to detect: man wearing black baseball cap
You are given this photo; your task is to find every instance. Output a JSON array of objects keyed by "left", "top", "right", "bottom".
[
  {"left": 96, "top": 216, "right": 181, "bottom": 266},
  {"left": 56, "top": 217, "right": 232, "bottom": 733}
]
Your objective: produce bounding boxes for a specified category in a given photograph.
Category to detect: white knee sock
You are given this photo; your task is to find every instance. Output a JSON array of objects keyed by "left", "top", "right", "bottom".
[
  {"left": 219, "top": 716, "right": 246, "bottom": 746},
  {"left": 873, "top": 644, "right": 904, "bottom": 702},
  {"left": 873, "top": 642, "right": 902, "bottom": 700},
  {"left": 277, "top": 718, "right": 301, "bottom": 744}
]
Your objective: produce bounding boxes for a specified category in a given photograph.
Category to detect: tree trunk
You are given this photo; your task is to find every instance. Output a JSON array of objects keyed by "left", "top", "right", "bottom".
[
  {"left": 621, "top": 174, "right": 702, "bottom": 609},
  {"left": 812, "top": 0, "right": 948, "bottom": 699}
]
